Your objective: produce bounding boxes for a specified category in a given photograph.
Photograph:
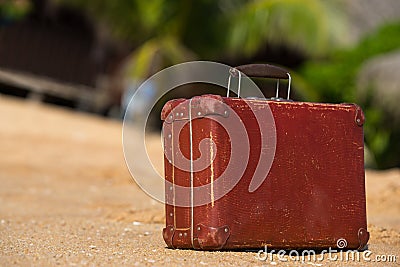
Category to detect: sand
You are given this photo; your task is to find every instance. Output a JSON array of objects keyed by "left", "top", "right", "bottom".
[{"left": 0, "top": 95, "right": 399, "bottom": 266}]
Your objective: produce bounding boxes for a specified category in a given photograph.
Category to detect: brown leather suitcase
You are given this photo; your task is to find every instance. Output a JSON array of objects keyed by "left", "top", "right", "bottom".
[{"left": 161, "top": 64, "right": 369, "bottom": 250}]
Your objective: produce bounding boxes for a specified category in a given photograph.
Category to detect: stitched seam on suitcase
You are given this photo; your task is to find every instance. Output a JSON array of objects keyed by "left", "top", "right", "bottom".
[
  {"left": 171, "top": 122, "right": 176, "bottom": 229},
  {"left": 189, "top": 98, "right": 194, "bottom": 248}
]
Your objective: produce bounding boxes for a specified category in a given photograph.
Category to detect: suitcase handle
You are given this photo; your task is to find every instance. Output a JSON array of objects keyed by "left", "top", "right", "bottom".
[{"left": 227, "top": 64, "right": 291, "bottom": 100}]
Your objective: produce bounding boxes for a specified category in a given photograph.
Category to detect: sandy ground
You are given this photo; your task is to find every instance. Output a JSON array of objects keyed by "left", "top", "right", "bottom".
[{"left": 0, "top": 95, "right": 399, "bottom": 266}]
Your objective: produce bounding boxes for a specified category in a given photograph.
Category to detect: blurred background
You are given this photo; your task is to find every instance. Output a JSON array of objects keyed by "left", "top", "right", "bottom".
[{"left": 1, "top": 0, "right": 399, "bottom": 169}]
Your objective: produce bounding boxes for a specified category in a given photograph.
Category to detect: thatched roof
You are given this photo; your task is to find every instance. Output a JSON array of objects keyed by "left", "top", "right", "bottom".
[
  {"left": 342, "top": 0, "right": 400, "bottom": 44},
  {"left": 357, "top": 50, "right": 400, "bottom": 121}
]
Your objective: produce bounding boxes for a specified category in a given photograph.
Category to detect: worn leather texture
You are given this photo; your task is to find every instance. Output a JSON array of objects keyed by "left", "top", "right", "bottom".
[{"left": 161, "top": 94, "right": 369, "bottom": 250}]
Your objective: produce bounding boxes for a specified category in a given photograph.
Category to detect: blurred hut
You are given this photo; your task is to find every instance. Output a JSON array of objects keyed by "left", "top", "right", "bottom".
[{"left": 0, "top": 0, "right": 129, "bottom": 113}]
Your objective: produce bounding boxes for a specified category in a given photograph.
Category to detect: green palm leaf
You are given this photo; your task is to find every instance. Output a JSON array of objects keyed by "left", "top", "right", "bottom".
[{"left": 228, "top": 0, "right": 347, "bottom": 57}]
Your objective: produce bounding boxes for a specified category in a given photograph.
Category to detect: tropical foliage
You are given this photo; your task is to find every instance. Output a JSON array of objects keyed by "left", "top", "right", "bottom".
[{"left": 0, "top": 0, "right": 31, "bottom": 23}]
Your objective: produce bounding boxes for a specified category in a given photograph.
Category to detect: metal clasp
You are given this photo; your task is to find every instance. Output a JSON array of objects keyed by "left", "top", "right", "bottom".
[
  {"left": 226, "top": 68, "right": 242, "bottom": 97},
  {"left": 271, "top": 73, "right": 291, "bottom": 101}
]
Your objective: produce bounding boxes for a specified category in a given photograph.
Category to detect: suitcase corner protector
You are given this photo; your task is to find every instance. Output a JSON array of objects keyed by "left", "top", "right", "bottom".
[
  {"left": 357, "top": 227, "right": 370, "bottom": 250},
  {"left": 193, "top": 224, "right": 230, "bottom": 250},
  {"left": 162, "top": 225, "right": 175, "bottom": 249},
  {"left": 354, "top": 104, "right": 365, "bottom": 126}
]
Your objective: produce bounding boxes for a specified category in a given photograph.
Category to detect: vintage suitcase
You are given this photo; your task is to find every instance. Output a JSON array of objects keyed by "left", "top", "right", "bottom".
[{"left": 161, "top": 64, "right": 369, "bottom": 250}]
